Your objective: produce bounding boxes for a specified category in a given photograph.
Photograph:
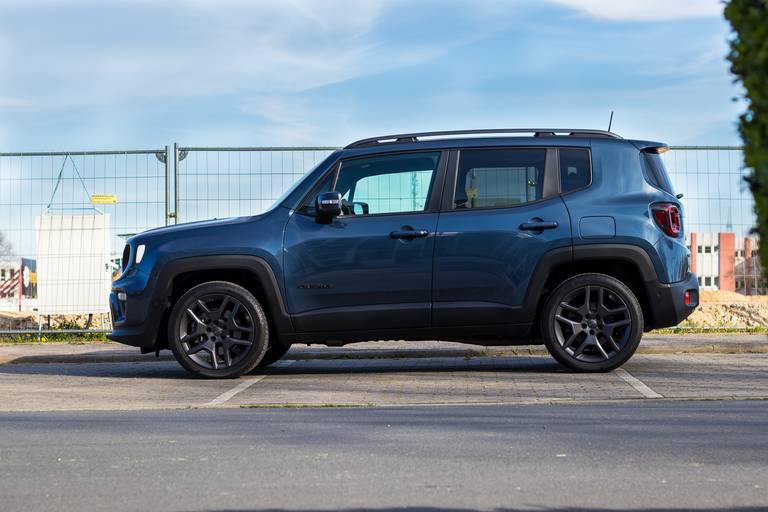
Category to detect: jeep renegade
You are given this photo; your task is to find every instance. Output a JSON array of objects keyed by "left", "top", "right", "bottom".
[{"left": 109, "top": 129, "right": 699, "bottom": 378}]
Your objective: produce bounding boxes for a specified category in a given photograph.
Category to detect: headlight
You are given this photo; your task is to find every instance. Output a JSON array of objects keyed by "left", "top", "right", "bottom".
[{"left": 135, "top": 244, "right": 146, "bottom": 264}]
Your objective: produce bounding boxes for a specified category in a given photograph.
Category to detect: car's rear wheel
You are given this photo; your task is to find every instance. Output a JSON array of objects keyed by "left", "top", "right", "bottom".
[
  {"left": 541, "top": 273, "right": 643, "bottom": 372},
  {"left": 168, "top": 281, "right": 269, "bottom": 378}
]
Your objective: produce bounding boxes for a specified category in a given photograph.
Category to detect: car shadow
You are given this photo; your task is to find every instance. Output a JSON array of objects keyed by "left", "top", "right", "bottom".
[{"left": 0, "top": 353, "right": 566, "bottom": 379}]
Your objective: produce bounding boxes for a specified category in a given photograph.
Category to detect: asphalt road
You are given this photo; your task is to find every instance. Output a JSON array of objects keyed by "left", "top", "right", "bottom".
[
  {"left": 1, "top": 346, "right": 767, "bottom": 510},
  {"left": 0, "top": 400, "right": 767, "bottom": 511}
]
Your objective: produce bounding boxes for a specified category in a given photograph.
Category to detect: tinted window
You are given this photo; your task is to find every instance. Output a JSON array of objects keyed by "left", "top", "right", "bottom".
[
  {"left": 640, "top": 152, "right": 675, "bottom": 194},
  {"left": 333, "top": 152, "right": 440, "bottom": 216},
  {"left": 454, "top": 149, "right": 546, "bottom": 209},
  {"left": 559, "top": 149, "right": 591, "bottom": 192}
]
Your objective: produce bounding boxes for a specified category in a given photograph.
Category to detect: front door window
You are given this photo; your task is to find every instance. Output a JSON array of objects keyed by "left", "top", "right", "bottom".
[{"left": 333, "top": 152, "right": 441, "bottom": 216}]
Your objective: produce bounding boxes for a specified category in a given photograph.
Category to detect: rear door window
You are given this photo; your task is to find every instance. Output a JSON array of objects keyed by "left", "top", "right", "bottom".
[{"left": 453, "top": 149, "right": 547, "bottom": 209}]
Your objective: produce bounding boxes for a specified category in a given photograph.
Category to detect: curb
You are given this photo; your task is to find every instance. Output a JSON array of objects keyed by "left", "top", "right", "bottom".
[{"left": 0, "top": 342, "right": 765, "bottom": 365}]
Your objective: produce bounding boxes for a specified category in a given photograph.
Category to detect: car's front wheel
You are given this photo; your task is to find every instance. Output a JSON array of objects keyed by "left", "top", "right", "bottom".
[
  {"left": 168, "top": 281, "right": 269, "bottom": 378},
  {"left": 541, "top": 273, "right": 643, "bottom": 372}
]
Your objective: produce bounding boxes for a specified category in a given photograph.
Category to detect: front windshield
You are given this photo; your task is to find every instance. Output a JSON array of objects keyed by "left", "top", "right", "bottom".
[{"left": 268, "top": 152, "right": 338, "bottom": 210}]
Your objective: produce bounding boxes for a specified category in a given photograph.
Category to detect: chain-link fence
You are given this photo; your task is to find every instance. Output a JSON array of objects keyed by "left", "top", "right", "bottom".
[
  {"left": 0, "top": 144, "right": 762, "bottom": 336},
  {"left": 173, "top": 145, "right": 338, "bottom": 223},
  {"left": 0, "top": 148, "right": 169, "bottom": 333}
]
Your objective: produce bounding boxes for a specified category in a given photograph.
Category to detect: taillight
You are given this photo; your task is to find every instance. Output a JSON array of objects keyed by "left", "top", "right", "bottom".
[{"left": 651, "top": 203, "right": 681, "bottom": 237}]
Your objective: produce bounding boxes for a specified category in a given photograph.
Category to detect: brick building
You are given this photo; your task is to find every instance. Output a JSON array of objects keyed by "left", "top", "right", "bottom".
[{"left": 686, "top": 232, "right": 764, "bottom": 294}]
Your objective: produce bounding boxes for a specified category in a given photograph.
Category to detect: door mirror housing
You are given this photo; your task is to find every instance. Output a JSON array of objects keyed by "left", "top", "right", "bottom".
[{"left": 315, "top": 191, "right": 342, "bottom": 223}]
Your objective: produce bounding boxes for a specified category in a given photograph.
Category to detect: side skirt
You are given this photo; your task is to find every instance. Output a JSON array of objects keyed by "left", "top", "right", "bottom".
[{"left": 280, "top": 323, "right": 536, "bottom": 346}]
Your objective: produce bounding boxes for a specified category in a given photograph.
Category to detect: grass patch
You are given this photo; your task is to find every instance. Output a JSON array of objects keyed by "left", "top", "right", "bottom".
[{"left": 0, "top": 332, "right": 109, "bottom": 345}]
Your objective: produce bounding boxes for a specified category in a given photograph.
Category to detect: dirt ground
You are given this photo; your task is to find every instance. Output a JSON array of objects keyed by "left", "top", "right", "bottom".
[
  {"left": 1, "top": 291, "right": 767, "bottom": 331},
  {"left": 683, "top": 290, "right": 768, "bottom": 328},
  {"left": 0, "top": 311, "right": 110, "bottom": 331}
]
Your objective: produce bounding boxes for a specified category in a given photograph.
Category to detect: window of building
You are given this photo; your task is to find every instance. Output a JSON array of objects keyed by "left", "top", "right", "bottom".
[
  {"left": 697, "top": 245, "right": 702, "bottom": 254},
  {"left": 714, "top": 277, "right": 719, "bottom": 288},
  {"left": 704, "top": 276, "right": 712, "bottom": 286},
  {"left": 704, "top": 246, "right": 711, "bottom": 254}
]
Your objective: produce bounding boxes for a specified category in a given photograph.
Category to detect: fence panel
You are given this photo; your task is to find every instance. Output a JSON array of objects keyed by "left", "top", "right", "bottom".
[
  {"left": 0, "top": 149, "right": 169, "bottom": 333},
  {"left": 665, "top": 146, "right": 753, "bottom": 238},
  {"left": 0, "top": 143, "right": 763, "bottom": 335},
  {"left": 174, "top": 146, "right": 338, "bottom": 224}
]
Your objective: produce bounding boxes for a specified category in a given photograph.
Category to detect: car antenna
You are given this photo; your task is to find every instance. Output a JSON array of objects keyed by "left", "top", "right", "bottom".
[{"left": 607, "top": 110, "right": 614, "bottom": 132}]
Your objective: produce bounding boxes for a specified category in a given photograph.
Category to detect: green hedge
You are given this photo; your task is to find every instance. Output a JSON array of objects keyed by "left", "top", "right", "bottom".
[{"left": 725, "top": 0, "right": 768, "bottom": 280}]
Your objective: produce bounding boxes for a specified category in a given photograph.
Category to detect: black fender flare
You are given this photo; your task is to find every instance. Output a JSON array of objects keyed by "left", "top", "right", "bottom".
[
  {"left": 152, "top": 254, "right": 294, "bottom": 334},
  {"left": 571, "top": 243, "right": 659, "bottom": 281},
  {"left": 522, "top": 243, "right": 660, "bottom": 319}
]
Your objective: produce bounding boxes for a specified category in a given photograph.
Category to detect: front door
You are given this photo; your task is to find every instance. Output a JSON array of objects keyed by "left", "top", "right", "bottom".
[
  {"left": 432, "top": 147, "right": 573, "bottom": 327},
  {"left": 283, "top": 150, "right": 446, "bottom": 333}
]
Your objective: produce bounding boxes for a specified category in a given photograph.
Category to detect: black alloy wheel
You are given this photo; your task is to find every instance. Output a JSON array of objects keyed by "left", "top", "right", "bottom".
[
  {"left": 542, "top": 273, "right": 643, "bottom": 372},
  {"left": 168, "top": 281, "right": 268, "bottom": 378}
]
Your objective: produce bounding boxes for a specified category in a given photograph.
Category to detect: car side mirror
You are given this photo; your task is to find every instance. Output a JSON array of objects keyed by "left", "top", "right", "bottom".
[{"left": 315, "top": 191, "right": 342, "bottom": 223}]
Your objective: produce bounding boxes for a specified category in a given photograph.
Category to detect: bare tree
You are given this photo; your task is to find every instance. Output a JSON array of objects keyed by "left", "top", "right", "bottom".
[{"left": 0, "top": 231, "right": 12, "bottom": 257}]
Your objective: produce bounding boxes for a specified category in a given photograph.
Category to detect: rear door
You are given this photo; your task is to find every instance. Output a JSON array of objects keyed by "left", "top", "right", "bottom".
[{"left": 432, "top": 147, "right": 573, "bottom": 327}]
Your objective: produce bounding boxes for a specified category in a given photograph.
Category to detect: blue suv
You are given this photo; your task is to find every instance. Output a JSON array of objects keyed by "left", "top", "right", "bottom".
[{"left": 109, "top": 129, "right": 699, "bottom": 378}]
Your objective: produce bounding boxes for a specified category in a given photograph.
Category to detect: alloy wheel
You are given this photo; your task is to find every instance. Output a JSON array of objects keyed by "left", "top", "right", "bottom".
[
  {"left": 553, "top": 285, "right": 632, "bottom": 362},
  {"left": 178, "top": 293, "right": 256, "bottom": 370}
]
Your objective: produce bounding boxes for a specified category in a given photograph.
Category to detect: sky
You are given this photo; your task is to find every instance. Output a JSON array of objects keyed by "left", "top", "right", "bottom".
[{"left": 0, "top": 0, "right": 744, "bottom": 151}]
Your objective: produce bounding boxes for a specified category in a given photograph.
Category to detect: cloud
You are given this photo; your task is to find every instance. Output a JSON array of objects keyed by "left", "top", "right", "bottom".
[
  {"left": 0, "top": 0, "right": 391, "bottom": 109},
  {"left": 0, "top": 97, "right": 35, "bottom": 108},
  {"left": 547, "top": 0, "right": 723, "bottom": 21},
  {"left": 0, "top": 0, "right": 741, "bottom": 151}
]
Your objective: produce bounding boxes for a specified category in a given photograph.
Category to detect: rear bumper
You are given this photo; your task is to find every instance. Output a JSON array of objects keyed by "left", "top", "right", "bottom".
[{"left": 644, "top": 272, "right": 699, "bottom": 330}]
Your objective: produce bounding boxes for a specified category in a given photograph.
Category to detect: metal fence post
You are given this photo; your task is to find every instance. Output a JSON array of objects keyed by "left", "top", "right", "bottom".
[
  {"left": 164, "top": 145, "right": 170, "bottom": 226},
  {"left": 173, "top": 142, "right": 180, "bottom": 224}
]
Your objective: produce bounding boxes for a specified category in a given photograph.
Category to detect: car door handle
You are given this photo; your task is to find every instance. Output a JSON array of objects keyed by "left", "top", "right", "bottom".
[
  {"left": 389, "top": 229, "right": 430, "bottom": 239},
  {"left": 519, "top": 221, "right": 559, "bottom": 231}
]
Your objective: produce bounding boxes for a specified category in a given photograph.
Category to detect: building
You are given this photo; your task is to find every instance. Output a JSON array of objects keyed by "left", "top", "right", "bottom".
[{"left": 686, "top": 232, "right": 764, "bottom": 294}]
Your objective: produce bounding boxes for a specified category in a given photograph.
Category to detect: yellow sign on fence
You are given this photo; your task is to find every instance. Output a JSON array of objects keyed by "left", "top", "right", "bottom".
[{"left": 91, "top": 194, "right": 118, "bottom": 205}]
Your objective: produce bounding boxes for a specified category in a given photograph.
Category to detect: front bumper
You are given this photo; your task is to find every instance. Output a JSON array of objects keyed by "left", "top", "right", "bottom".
[
  {"left": 107, "top": 284, "right": 166, "bottom": 349},
  {"left": 643, "top": 271, "right": 699, "bottom": 330}
]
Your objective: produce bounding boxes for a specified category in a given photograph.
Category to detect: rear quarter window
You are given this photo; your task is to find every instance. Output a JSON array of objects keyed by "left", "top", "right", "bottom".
[{"left": 559, "top": 148, "right": 591, "bottom": 193}]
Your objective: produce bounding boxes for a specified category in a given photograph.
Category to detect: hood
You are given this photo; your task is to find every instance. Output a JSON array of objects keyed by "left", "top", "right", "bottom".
[{"left": 130, "top": 215, "right": 254, "bottom": 243}]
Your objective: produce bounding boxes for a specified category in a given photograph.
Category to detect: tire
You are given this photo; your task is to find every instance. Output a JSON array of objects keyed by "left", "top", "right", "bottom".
[
  {"left": 167, "top": 281, "right": 269, "bottom": 378},
  {"left": 254, "top": 341, "right": 292, "bottom": 369},
  {"left": 541, "top": 273, "right": 643, "bottom": 372}
]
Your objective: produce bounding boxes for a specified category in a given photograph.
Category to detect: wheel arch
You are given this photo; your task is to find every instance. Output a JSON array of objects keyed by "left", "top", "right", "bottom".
[
  {"left": 155, "top": 255, "right": 294, "bottom": 349},
  {"left": 526, "top": 244, "right": 660, "bottom": 334}
]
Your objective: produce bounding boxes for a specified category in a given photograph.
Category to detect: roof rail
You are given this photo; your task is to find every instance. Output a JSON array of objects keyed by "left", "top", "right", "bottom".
[{"left": 345, "top": 128, "right": 622, "bottom": 148}]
